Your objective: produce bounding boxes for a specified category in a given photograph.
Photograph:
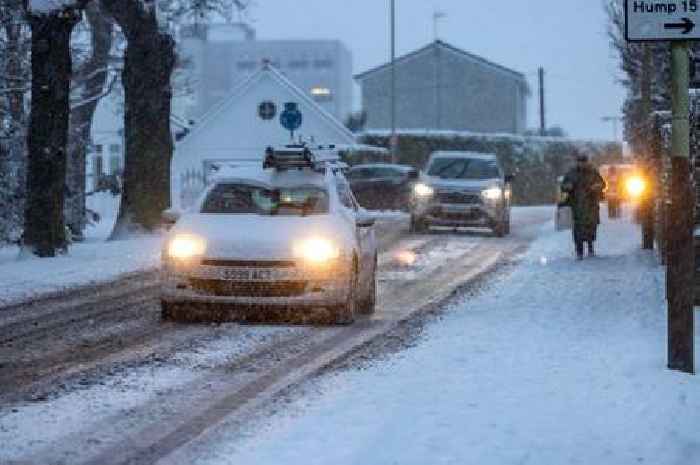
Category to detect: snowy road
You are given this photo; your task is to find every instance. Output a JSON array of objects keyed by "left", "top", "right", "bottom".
[{"left": 0, "top": 208, "right": 551, "bottom": 464}]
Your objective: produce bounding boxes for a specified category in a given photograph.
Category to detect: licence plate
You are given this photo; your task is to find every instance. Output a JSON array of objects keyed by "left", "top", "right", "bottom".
[
  {"left": 222, "top": 268, "right": 275, "bottom": 281},
  {"left": 442, "top": 205, "right": 473, "bottom": 214}
]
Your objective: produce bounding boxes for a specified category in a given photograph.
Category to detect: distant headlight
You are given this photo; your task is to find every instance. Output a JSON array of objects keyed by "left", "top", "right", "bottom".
[
  {"left": 168, "top": 234, "right": 206, "bottom": 260},
  {"left": 414, "top": 183, "right": 435, "bottom": 197},
  {"left": 482, "top": 187, "right": 503, "bottom": 201},
  {"left": 626, "top": 176, "right": 646, "bottom": 199},
  {"left": 293, "top": 237, "right": 341, "bottom": 263}
]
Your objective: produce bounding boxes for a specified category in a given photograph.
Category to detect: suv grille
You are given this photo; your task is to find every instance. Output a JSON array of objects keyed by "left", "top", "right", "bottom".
[{"left": 437, "top": 191, "right": 482, "bottom": 205}]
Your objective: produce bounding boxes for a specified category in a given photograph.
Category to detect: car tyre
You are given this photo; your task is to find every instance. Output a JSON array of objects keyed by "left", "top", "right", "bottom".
[
  {"left": 333, "top": 269, "right": 357, "bottom": 325},
  {"left": 493, "top": 220, "right": 507, "bottom": 238},
  {"left": 161, "top": 300, "right": 178, "bottom": 321},
  {"left": 410, "top": 214, "right": 429, "bottom": 234},
  {"left": 358, "top": 258, "right": 377, "bottom": 315}
]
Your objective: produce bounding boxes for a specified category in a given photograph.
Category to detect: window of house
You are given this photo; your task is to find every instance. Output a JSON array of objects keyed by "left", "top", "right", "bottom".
[
  {"left": 288, "top": 59, "right": 309, "bottom": 69},
  {"left": 311, "top": 86, "right": 333, "bottom": 102},
  {"left": 313, "top": 59, "right": 333, "bottom": 69},
  {"left": 94, "top": 144, "right": 103, "bottom": 155},
  {"left": 109, "top": 144, "right": 120, "bottom": 155},
  {"left": 109, "top": 155, "right": 121, "bottom": 175},
  {"left": 236, "top": 60, "right": 257, "bottom": 71}
]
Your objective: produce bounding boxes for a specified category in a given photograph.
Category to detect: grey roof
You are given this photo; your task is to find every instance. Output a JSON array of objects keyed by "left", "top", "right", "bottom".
[{"left": 354, "top": 40, "right": 526, "bottom": 83}]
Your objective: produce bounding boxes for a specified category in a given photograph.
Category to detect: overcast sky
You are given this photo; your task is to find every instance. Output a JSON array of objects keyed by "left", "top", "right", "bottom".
[{"left": 251, "top": 1, "right": 624, "bottom": 141}]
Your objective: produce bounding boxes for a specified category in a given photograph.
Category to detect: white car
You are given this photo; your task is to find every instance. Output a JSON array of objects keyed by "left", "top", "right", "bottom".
[{"left": 161, "top": 145, "right": 378, "bottom": 324}]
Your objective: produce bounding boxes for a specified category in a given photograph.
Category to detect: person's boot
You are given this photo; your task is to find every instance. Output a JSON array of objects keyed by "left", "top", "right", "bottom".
[
  {"left": 576, "top": 241, "right": 584, "bottom": 260},
  {"left": 587, "top": 242, "right": 595, "bottom": 257}
]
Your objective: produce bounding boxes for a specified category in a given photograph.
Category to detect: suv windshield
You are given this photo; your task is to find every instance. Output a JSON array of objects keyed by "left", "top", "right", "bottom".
[
  {"left": 201, "top": 183, "right": 329, "bottom": 216},
  {"left": 427, "top": 158, "right": 500, "bottom": 180}
]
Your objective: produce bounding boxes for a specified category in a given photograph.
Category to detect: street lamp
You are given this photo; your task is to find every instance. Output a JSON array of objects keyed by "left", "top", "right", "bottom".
[
  {"left": 601, "top": 116, "right": 623, "bottom": 143},
  {"left": 390, "top": 0, "right": 397, "bottom": 163}
]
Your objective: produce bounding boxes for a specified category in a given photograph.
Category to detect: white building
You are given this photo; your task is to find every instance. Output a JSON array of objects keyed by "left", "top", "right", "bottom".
[
  {"left": 179, "top": 23, "right": 353, "bottom": 124},
  {"left": 87, "top": 96, "right": 123, "bottom": 191},
  {"left": 171, "top": 63, "right": 359, "bottom": 209}
]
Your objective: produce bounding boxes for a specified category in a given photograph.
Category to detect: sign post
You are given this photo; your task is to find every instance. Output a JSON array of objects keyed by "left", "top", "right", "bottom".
[
  {"left": 625, "top": 0, "right": 695, "bottom": 374},
  {"left": 279, "top": 102, "right": 303, "bottom": 141}
]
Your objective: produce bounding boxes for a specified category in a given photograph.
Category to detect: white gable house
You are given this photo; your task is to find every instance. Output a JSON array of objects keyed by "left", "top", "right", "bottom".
[{"left": 172, "top": 63, "right": 358, "bottom": 209}]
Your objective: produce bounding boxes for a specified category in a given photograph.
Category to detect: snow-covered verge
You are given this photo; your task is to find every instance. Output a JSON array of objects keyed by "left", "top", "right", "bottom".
[
  {"left": 192, "top": 213, "right": 700, "bottom": 465},
  {"left": 0, "top": 193, "right": 162, "bottom": 307}
]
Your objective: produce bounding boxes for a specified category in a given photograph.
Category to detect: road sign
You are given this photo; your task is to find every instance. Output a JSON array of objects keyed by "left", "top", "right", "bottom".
[
  {"left": 279, "top": 102, "right": 303, "bottom": 132},
  {"left": 625, "top": 1, "right": 700, "bottom": 41}
]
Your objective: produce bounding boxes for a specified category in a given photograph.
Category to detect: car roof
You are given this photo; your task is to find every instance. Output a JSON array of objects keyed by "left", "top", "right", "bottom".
[
  {"left": 210, "top": 166, "right": 329, "bottom": 189},
  {"left": 429, "top": 151, "right": 498, "bottom": 161},
  {"left": 349, "top": 163, "right": 415, "bottom": 172}
]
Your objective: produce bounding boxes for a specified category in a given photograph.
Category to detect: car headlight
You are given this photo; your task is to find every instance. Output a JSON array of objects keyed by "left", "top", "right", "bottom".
[
  {"left": 293, "top": 237, "right": 341, "bottom": 263},
  {"left": 482, "top": 187, "right": 503, "bottom": 201},
  {"left": 168, "top": 234, "right": 207, "bottom": 260},
  {"left": 626, "top": 176, "right": 646, "bottom": 198},
  {"left": 414, "top": 183, "right": 435, "bottom": 197}
]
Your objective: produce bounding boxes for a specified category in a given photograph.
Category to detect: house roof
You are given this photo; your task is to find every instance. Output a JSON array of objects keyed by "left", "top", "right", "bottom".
[
  {"left": 354, "top": 40, "right": 526, "bottom": 84},
  {"left": 178, "top": 62, "right": 356, "bottom": 151}
]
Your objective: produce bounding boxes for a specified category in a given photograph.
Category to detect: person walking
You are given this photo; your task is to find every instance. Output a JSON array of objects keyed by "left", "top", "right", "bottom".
[{"left": 562, "top": 155, "right": 605, "bottom": 260}]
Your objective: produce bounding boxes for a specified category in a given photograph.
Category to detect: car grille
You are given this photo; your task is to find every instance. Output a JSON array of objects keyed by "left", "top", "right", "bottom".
[
  {"left": 189, "top": 278, "right": 307, "bottom": 297},
  {"left": 200, "top": 259, "right": 296, "bottom": 268},
  {"left": 437, "top": 191, "right": 482, "bottom": 205}
]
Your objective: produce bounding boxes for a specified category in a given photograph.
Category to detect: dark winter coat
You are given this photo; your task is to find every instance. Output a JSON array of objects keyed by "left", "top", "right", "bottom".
[{"left": 562, "top": 165, "right": 605, "bottom": 242}]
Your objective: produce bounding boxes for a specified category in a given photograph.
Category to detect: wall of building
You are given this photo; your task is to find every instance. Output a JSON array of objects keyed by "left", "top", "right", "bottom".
[
  {"left": 360, "top": 45, "right": 527, "bottom": 134},
  {"left": 178, "top": 25, "right": 353, "bottom": 123}
]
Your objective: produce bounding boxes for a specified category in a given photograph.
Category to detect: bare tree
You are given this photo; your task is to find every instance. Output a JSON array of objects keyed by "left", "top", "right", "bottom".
[
  {"left": 23, "top": 0, "right": 90, "bottom": 257},
  {"left": 100, "top": 0, "right": 176, "bottom": 238}
]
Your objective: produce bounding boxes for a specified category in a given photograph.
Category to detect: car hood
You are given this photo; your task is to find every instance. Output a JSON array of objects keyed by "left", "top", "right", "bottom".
[
  {"left": 421, "top": 176, "right": 501, "bottom": 192},
  {"left": 170, "top": 214, "right": 355, "bottom": 260}
]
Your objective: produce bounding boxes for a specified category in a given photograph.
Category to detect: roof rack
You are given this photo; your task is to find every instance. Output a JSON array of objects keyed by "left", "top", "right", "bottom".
[{"left": 263, "top": 143, "right": 341, "bottom": 172}]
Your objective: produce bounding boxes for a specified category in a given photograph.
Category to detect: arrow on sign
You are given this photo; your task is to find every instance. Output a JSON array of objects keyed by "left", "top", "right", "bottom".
[{"left": 664, "top": 17, "right": 695, "bottom": 35}]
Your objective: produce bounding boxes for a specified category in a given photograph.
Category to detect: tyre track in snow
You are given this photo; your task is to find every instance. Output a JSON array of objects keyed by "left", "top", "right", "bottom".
[
  {"left": 0, "top": 218, "right": 409, "bottom": 406},
  {"left": 0, "top": 210, "right": 552, "bottom": 464}
]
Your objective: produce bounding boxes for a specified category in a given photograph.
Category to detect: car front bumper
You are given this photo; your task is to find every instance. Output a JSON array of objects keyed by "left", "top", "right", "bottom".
[
  {"left": 160, "top": 260, "right": 352, "bottom": 308},
  {"left": 412, "top": 199, "right": 504, "bottom": 227}
]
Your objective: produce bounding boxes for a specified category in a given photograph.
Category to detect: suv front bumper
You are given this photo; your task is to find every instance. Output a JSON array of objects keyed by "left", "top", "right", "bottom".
[{"left": 412, "top": 199, "right": 504, "bottom": 227}]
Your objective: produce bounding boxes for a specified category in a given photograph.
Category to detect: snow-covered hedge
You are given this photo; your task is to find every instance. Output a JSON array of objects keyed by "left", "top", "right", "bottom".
[{"left": 359, "top": 130, "right": 622, "bottom": 205}]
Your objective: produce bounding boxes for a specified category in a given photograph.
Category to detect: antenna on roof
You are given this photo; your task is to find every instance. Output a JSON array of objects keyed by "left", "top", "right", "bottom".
[{"left": 433, "top": 9, "right": 447, "bottom": 41}]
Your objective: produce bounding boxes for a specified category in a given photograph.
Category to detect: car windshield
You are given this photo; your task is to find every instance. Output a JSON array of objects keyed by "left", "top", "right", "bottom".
[
  {"left": 427, "top": 158, "right": 500, "bottom": 180},
  {"left": 201, "top": 183, "right": 329, "bottom": 216}
]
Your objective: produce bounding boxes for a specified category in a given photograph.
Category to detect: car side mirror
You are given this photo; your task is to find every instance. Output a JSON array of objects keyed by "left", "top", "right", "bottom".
[
  {"left": 504, "top": 174, "right": 515, "bottom": 183},
  {"left": 356, "top": 212, "right": 376, "bottom": 228},
  {"left": 162, "top": 209, "right": 181, "bottom": 227}
]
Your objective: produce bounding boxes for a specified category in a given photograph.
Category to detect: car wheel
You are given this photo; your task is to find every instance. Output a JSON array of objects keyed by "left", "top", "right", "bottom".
[
  {"left": 161, "top": 300, "right": 178, "bottom": 321},
  {"left": 410, "top": 214, "right": 429, "bottom": 234},
  {"left": 333, "top": 268, "right": 357, "bottom": 325},
  {"left": 493, "top": 221, "right": 506, "bottom": 238},
  {"left": 358, "top": 258, "right": 377, "bottom": 315}
]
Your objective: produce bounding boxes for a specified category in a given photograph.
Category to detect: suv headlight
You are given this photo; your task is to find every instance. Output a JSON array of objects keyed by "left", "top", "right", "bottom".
[
  {"left": 482, "top": 187, "right": 503, "bottom": 201},
  {"left": 414, "top": 183, "right": 435, "bottom": 197},
  {"left": 167, "top": 234, "right": 207, "bottom": 260}
]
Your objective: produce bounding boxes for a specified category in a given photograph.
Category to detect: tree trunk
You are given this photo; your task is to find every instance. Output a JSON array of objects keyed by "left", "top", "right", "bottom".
[
  {"left": 0, "top": 14, "right": 27, "bottom": 244},
  {"left": 23, "top": 10, "right": 81, "bottom": 257},
  {"left": 65, "top": 3, "right": 113, "bottom": 240},
  {"left": 101, "top": 0, "right": 176, "bottom": 239}
]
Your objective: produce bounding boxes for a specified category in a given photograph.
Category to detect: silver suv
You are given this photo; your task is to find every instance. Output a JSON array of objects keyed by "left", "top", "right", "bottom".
[{"left": 409, "top": 151, "right": 512, "bottom": 236}]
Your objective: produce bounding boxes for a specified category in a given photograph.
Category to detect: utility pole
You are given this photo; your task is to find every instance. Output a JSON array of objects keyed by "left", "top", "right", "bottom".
[
  {"left": 667, "top": 41, "right": 694, "bottom": 374},
  {"left": 641, "top": 44, "right": 655, "bottom": 250},
  {"left": 390, "top": 0, "right": 397, "bottom": 163},
  {"left": 538, "top": 67, "right": 546, "bottom": 136}
]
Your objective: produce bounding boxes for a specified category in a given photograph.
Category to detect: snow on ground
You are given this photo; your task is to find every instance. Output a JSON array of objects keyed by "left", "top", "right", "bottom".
[
  {"left": 192, "top": 212, "right": 700, "bottom": 465},
  {"left": 0, "top": 193, "right": 162, "bottom": 307}
]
